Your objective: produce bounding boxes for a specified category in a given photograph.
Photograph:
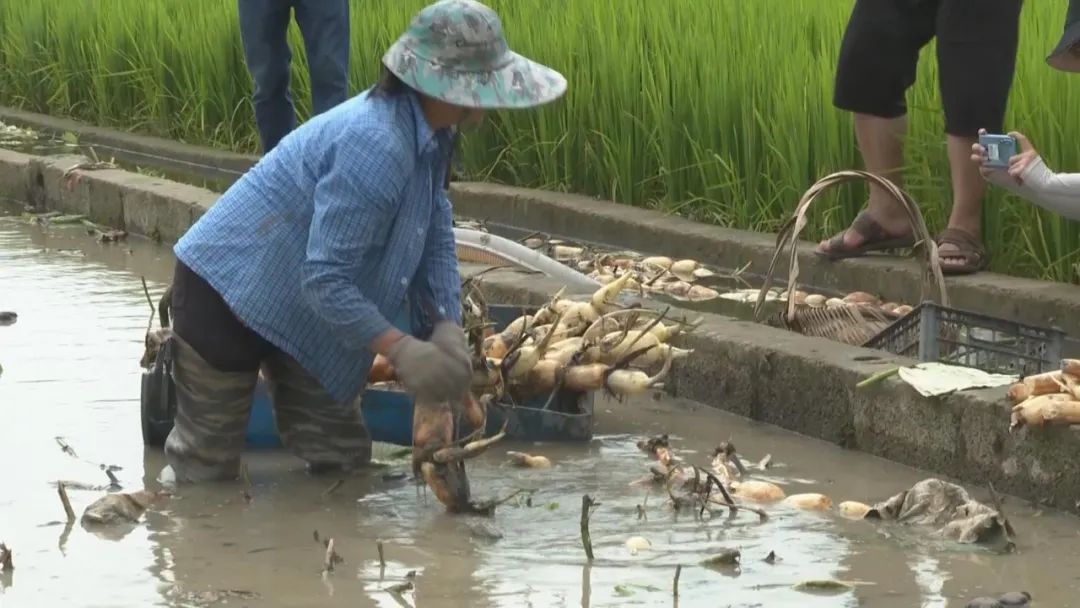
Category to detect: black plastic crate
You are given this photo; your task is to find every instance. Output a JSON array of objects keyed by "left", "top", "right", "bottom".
[{"left": 862, "top": 302, "right": 1065, "bottom": 376}]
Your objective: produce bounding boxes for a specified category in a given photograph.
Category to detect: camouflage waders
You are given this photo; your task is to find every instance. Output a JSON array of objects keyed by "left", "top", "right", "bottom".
[{"left": 164, "top": 261, "right": 371, "bottom": 483}]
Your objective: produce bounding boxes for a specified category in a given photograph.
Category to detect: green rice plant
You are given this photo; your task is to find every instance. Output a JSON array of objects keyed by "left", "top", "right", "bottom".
[{"left": 0, "top": 0, "right": 1078, "bottom": 283}]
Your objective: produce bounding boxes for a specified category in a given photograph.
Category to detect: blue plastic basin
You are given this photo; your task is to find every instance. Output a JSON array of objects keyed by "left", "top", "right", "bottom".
[
  {"left": 244, "top": 308, "right": 412, "bottom": 448},
  {"left": 244, "top": 303, "right": 593, "bottom": 448}
]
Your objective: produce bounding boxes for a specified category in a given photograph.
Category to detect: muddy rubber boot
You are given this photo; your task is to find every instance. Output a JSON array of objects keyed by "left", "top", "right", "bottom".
[
  {"left": 164, "top": 335, "right": 258, "bottom": 482},
  {"left": 262, "top": 351, "right": 371, "bottom": 474}
]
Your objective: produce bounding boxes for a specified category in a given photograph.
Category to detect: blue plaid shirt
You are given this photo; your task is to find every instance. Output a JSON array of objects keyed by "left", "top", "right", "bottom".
[{"left": 174, "top": 88, "right": 462, "bottom": 403}]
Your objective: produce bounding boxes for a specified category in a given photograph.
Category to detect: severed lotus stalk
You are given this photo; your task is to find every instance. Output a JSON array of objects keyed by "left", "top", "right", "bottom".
[
  {"left": 583, "top": 308, "right": 675, "bottom": 366},
  {"left": 581, "top": 308, "right": 668, "bottom": 342},
  {"left": 585, "top": 326, "right": 693, "bottom": 367},
  {"left": 542, "top": 337, "right": 586, "bottom": 366},
  {"left": 559, "top": 272, "right": 635, "bottom": 335},
  {"left": 532, "top": 286, "right": 568, "bottom": 325},
  {"left": 431, "top": 422, "right": 507, "bottom": 463},
  {"left": 503, "top": 310, "right": 565, "bottom": 381}
]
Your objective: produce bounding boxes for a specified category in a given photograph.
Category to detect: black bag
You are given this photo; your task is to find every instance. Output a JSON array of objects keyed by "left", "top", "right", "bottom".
[{"left": 140, "top": 289, "right": 178, "bottom": 446}]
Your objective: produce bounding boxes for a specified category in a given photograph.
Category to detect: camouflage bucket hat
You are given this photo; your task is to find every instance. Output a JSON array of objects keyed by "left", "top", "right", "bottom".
[{"left": 382, "top": 0, "right": 567, "bottom": 110}]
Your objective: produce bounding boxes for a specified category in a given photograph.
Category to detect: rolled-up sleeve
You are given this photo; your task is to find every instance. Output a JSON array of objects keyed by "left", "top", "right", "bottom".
[
  {"left": 301, "top": 124, "right": 413, "bottom": 350},
  {"left": 410, "top": 189, "right": 463, "bottom": 336}
]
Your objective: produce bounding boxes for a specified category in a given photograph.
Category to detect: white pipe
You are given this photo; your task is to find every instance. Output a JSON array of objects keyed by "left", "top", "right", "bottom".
[{"left": 453, "top": 228, "right": 601, "bottom": 294}]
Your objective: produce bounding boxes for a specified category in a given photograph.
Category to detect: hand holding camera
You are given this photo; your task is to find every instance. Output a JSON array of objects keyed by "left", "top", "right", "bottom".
[{"left": 971, "top": 128, "right": 1038, "bottom": 185}]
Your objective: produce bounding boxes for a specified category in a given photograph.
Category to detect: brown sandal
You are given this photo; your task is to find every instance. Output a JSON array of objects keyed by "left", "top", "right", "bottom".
[
  {"left": 815, "top": 211, "right": 917, "bottom": 260},
  {"left": 935, "top": 228, "right": 988, "bottom": 275}
]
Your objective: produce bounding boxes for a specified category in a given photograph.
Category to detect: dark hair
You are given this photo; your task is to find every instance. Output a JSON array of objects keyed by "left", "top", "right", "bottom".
[{"left": 371, "top": 65, "right": 408, "bottom": 97}]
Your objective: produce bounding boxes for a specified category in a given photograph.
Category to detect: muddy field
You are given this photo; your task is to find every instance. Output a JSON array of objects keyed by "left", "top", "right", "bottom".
[{"left": 1, "top": 211, "right": 1079, "bottom": 607}]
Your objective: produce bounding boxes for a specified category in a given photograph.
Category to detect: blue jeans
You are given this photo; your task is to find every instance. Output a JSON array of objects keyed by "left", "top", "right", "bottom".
[{"left": 237, "top": 0, "right": 350, "bottom": 153}]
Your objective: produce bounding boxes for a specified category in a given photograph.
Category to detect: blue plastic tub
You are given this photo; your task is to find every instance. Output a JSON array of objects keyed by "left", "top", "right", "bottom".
[{"left": 244, "top": 304, "right": 594, "bottom": 448}]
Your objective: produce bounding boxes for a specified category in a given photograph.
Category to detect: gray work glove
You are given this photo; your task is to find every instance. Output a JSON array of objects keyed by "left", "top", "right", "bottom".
[
  {"left": 386, "top": 335, "right": 471, "bottom": 403},
  {"left": 429, "top": 320, "right": 470, "bottom": 363}
]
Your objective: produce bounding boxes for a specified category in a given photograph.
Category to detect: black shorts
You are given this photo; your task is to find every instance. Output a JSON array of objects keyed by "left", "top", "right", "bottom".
[
  {"left": 834, "top": 0, "right": 1023, "bottom": 136},
  {"left": 169, "top": 260, "right": 277, "bottom": 373}
]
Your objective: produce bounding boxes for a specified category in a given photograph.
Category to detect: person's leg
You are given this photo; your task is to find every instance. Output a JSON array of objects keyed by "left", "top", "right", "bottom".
[
  {"left": 294, "top": 0, "right": 350, "bottom": 116},
  {"left": 820, "top": 0, "right": 939, "bottom": 258},
  {"left": 934, "top": 0, "right": 1023, "bottom": 273},
  {"left": 262, "top": 350, "right": 371, "bottom": 474},
  {"left": 164, "top": 261, "right": 270, "bottom": 482},
  {"left": 237, "top": 0, "right": 296, "bottom": 153}
]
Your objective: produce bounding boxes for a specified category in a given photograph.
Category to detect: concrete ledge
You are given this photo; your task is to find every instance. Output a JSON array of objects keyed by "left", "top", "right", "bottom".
[
  {"left": 0, "top": 106, "right": 258, "bottom": 186},
  {"left": 3, "top": 106, "right": 1079, "bottom": 343},
  {"left": 0, "top": 149, "right": 217, "bottom": 243},
  {"left": 2, "top": 143, "right": 1078, "bottom": 511},
  {"left": 448, "top": 182, "right": 1080, "bottom": 342}
]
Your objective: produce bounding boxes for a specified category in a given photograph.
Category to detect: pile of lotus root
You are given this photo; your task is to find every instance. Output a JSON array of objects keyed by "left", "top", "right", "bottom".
[
  {"left": 1007, "top": 359, "right": 1080, "bottom": 431},
  {"left": 367, "top": 273, "right": 697, "bottom": 514}
]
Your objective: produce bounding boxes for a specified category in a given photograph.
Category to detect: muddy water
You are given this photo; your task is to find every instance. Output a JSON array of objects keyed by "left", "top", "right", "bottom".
[{"left": 2, "top": 212, "right": 1080, "bottom": 608}]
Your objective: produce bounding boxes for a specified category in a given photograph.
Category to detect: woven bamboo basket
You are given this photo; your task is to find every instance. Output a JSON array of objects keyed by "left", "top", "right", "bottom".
[{"left": 752, "top": 171, "right": 950, "bottom": 347}]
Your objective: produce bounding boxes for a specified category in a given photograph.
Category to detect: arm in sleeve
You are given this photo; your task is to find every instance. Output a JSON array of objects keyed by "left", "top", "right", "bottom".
[
  {"left": 410, "top": 188, "right": 463, "bottom": 338},
  {"left": 986, "top": 157, "right": 1080, "bottom": 222},
  {"left": 301, "top": 125, "right": 413, "bottom": 350}
]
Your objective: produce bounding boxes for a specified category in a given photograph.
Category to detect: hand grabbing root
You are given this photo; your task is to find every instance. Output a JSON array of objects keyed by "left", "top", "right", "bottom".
[{"left": 412, "top": 396, "right": 507, "bottom": 514}]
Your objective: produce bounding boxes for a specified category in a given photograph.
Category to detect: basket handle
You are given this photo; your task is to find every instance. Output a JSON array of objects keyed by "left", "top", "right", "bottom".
[{"left": 753, "top": 170, "right": 949, "bottom": 324}]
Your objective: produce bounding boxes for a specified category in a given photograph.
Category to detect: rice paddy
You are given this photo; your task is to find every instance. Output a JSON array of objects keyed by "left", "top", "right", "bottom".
[{"left": 1, "top": 0, "right": 1079, "bottom": 282}]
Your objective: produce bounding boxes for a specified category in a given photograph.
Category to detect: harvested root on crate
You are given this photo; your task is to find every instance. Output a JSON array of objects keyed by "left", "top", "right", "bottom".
[
  {"left": 1006, "top": 370, "right": 1066, "bottom": 404},
  {"left": 1063, "top": 358, "right": 1080, "bottom": 377},
  {"left": 1010, "top": 393, "right": 1080, "bottom": 431}
]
